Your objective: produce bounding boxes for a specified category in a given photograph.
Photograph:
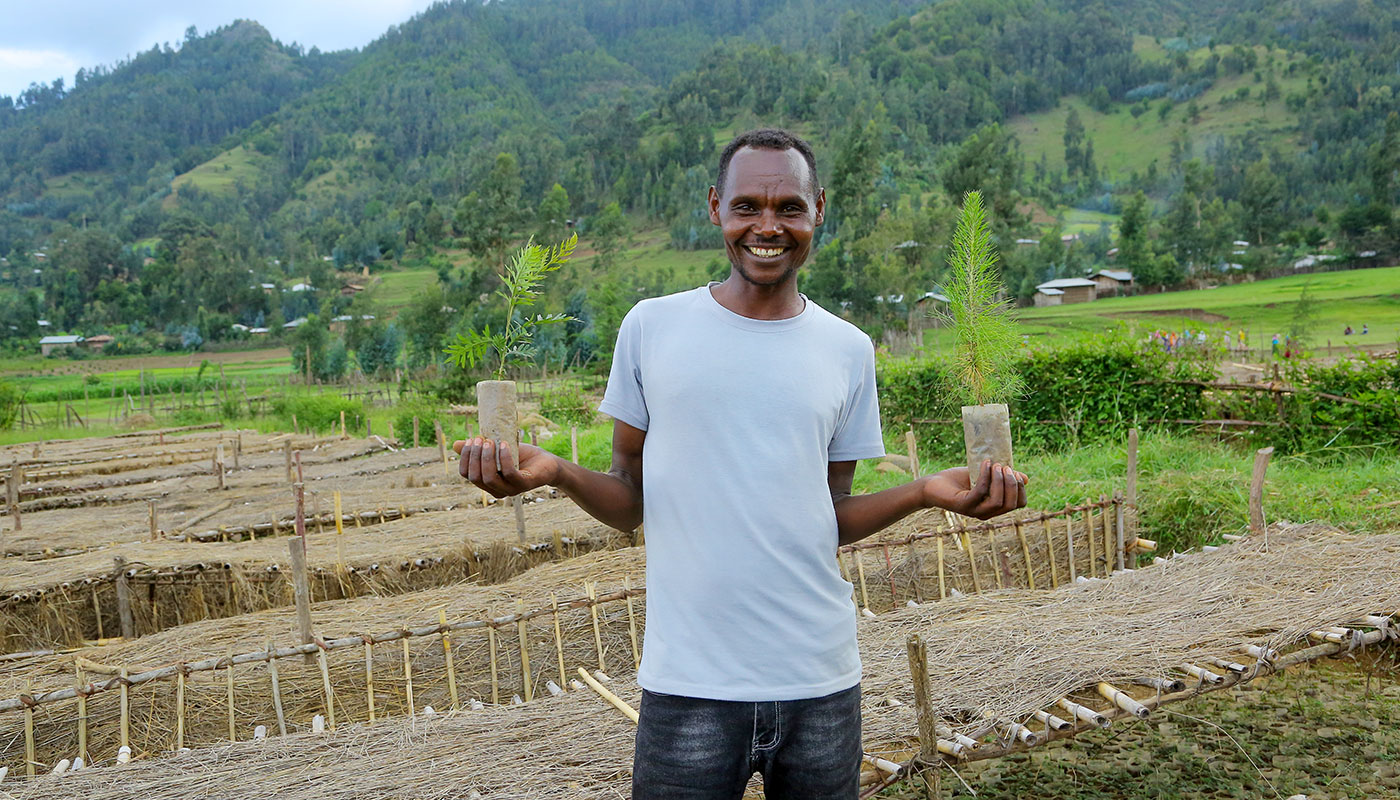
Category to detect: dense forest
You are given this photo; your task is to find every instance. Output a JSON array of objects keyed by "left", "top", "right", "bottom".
[{"left": 0, "top": 0, "right": 1397, "bottom": 370}]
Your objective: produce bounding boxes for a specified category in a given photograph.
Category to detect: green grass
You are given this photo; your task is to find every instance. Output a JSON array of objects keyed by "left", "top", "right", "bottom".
[
  {"left": 922, "top": 267, "right": 1400, "bottom": 351},
  {"left": 166, "top": 144, "right": 273, "bottom": 208},
  {"left": 1009, "top": 43, "right": 1307, "bottom": 180}
]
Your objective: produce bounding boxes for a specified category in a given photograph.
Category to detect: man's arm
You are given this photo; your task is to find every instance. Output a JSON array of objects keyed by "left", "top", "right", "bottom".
[
  {"left": 829, "top": 459, "right": 1028, "bottom": 547},
  {"left": 455, "top": 419, "right": 645, "bottom": 532}
]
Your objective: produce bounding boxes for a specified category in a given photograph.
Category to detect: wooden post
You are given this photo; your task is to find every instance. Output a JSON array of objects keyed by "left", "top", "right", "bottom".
[
  {"left": 1085, "top": 506, "right": 1099, "bottom": 577},
  {"left": 8, "top": 461, "right": 20, "bottom": 532},
  {"left": 292, "top": 413, "right": 299, "bottom": 434},
  {"left": 488, "top": 626, "right": 500, "bottom": 704},
  {"left": 936, "top": 537, "right": 947, "bottom": 600},
  {"left": 235, "top": 431, "right": 242, "bottom": 470},
  {"left": 288, "top": 536, "right": 314, "bottom": 664},
  {"left": 623, "top": 577, "right": 641, "bottom": 671},
  {"left": 1015, "top": 520, "right": 1035, "bottom": 589},
  {"left": 1114, "top": 492, "right": 1127, "bottom": 571},
  {"left": 340, "top": 410, "right": 347, "bottom": 439},
  {"left": 402, "top": 638, "right": 415, "bottom": 716},
  {"left": 439, "top": 610, "right": 460, "bottom": 712},
  {"left": 332, "top": 490, "right": 346, "bottom": 576},
  {"left": 435, "top": 420, "right": 449, "bottom": 476},
  {"left": 516, "top": 599, "right": 533, "bottom": 702},
  {"left": 175, "top": 668, "right": 186, "bottom": 750},
  {"left": 1064, "top": 508, "right": 1077, "bottom": 582},
  {"left": 148, "top": 500, "right": 159, "bottom": 540},
  {"left": 215, "top": 444, "right": 225, "bottom": 490},
  {"left": 906, "top": 635, "right": 938, "bottom": 764},
  {"left": 366, "top": 418, "right": 372, "bottom": 439},
  {"left": 513, "top": 496, "right": 527, "bottom": 543},
  {"left": 267, "top": 640, "right": 287, "bottom": 737},
  {"left": 364, "top": 640, "right": 376, "bottom": 723},
  {"left": 225, "top": 651, "right": 236, "bottom": 741},
  {"left": 295, "top": 450, "right": 303, "bottom": 484},
  {"left": 1126, "top": 428, "right": 1139, "bottom": 512},
  {"left": 75, "top": 664, "right": 88, "bottom": 762},
  {"left": 1249, "top": 446, "right": 1274, "bottom": 537},
  {"left": 24, "top": 678, "right": 35, "bottom": 778},
  {"left": 1043, "top": 520, "right": 1059, "bottom": 588},
  {"left": 305, "top": 344, "right": 312, "bottom": 384},
  {"left": 283, "top": 441, "right": 292, "bottom": 484},
  {"left": 962, "top": 530, "right": 983, "bottom": 594},
  {"left": 119, "top": 667, "right": 130, "bottom": 753},
  {"left": 412, "top": 416, "right": 420, "bottom": 448},
  {"left": 587, "top": 582, "right": 606, "bottom": 672},
  {"left": 570, "top": 425, "right": 579, "bottom": 464},
  {"left": 551, "top": 593, "right": 567, "bottom": 690},
  {"left": 114, "top": 556, "right": 134, "bottom": 639},
  {"left": 387, "top": 419, "right": 394, "bottom": 442},
  {"left": 317, "top": 648, "right": 336, "bottom": 730},
  {"left": 905, "top": 428, "right": 921, "bottom": 478}
]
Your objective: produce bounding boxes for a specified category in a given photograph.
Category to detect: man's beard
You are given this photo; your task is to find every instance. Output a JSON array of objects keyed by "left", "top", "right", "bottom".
[{"left": 730, "top": 258, "right": 800, "bottom": 287}]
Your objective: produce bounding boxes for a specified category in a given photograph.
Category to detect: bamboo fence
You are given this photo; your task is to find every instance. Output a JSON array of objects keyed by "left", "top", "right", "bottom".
[{"left": 0, "top": 522, "right": 1393, "bottom": 796}]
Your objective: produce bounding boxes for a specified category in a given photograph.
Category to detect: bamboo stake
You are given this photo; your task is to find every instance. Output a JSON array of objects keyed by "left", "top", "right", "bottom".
[
  {"left": 75, "top": 664, "right": 88, "bottom": 762},
  {"left": 283, "top": 441, "right": 292, "bottom": 483},
  {"left": 1015, "top": 520, "right": 1035, "bottom": 589},
  {"left": 332, "top": 491, "right": 346, "bottom": 575},
  {"left": 148, "top": 500, "right": 159, "bottom": 541},
  {"left": 577, "top": 667, "right": 638, "bottom": 723},
  {"left": 1085, "top": 506, "right": 1099, "bottom": 577},
  {"left": 175, "top": 668, "right": 186, "bottom": 749},
  {"left": 588, "top": 582, "right": 606, "bottom": 672},
  {"left": 8, "top": 462, "right": 21, "bottom": 532},
  {"left": 119, "top": 667, "right": 130, "bottom": 751},
  {"left": 515, "top": 600, "right": 533, "bottom": 703},
  {"left": 24, "top": 678, "right": 35, "bottom": 777},
  {"left": 115, "top": 556, "right": 134, "bottom": 639},
  {"left": 623, "top": 577, "right": 641, "bottom": 671},
  {"left": 936, "top": 537, "right": 947, "bottom": 600},
  {"left": 267, "top": 640, "right": 286, "bottom": 737},
  {"left": 570, "top": 425, "right": 578, "bottom": 464},
  {"left": 551, "top": 593, "right": 566, "bottom": 690},
  {"left": 905, "top": 428, "right": 921, "bottom": 478},
  {"left": 487, "top": 626, "right": 499, "bottom": 705},
  {"left": 1249, "top": 446, "right": 1274, "bottom": 539},
  {"left": 92, "top": 585, "right": 104, "bottom": 639},
  {"left": 1064, "top": 508, "right": 1077, "bottom": 582},
  {"left": 906, "top": 635, "right": 938, "bottom": 763},
  {"left": 318, "top": 647, "right": 336, "bottom": 730},
  {"left": 361, "top": 639, "right": 376, "bottom": 724},
  {"left": 962, "top": 530, "right": 982, "bottom": 594},
  {"left": 1097, "top": 682, "right": 1150, "bottom": 718},
  {"left": 289, "top": 537, "right": 314, "bottom": 664},
  {"left": 855, "top": 552, "right": 872, "bottom": 610},
  {"left": 435, "top": 420, "right": 448, "bottom": 476},
  {"left": 225, "top": 650, "right": 236, "bottom": 741},
  {"left": 340, "top": 410, "right": 347, "bottom": 439},
  {"left": 402, "top": 637, "right": 414, "bottom": 716},
  {"left": 439, "top": 610, "right": 460, "bottom": 712}
]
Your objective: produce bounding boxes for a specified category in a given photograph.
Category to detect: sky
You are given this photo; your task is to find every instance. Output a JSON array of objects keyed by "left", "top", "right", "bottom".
[{"left": 0, "top": 0, "right": 441, "bottom": 98}]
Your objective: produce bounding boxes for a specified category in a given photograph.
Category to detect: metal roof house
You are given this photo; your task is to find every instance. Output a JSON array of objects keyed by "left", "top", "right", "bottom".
[
  {"left": 39, "top": 335, "right": 83, "bottom": 356},
  {"left": 1035, "top": 277, "right": 1098, "bottom": 304}
]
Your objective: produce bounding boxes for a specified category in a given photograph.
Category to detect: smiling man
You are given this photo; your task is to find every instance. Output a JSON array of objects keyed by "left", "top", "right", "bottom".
[{"left": 458, "top": 128, "right": 1028, "bottom": 799}]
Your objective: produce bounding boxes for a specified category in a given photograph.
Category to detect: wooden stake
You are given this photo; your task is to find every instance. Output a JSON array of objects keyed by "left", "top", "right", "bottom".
[
  {"left": 570, "top": 425, "right": 579, "bottom": 464},
  {"left": 551, "top": 593, "right": 566, "bottom": 690},
  {"left": 1015, "top": 520, "right": 1035, "bottom": 589},
  {"left": 288, "top": 536, "right": 314, "bottom": 663},
  {"left": 1249, "top": 446, "right": 1274, "bottom": 538},
  {"left": 267, "top": 640, "right": 287, "bottom": 737},
  {"left": 623, "top": 577, "right": 641, "bottom": 671},
  {"left": 318, "top": 647, "right": 336, "bottom": 730},
  {"left": 936, "top": 537, "right": 947, "bottom": 600},
  {"left": 1043, "top": 519, "right": 1060, "bottom": 588},
  {"left": 364, "top": 640, "right": 376, "bottom": 723},
  {"left": 577, "top": 667, "right": 638, "bottom": 723},
  {"left": 513, "top": 495, "right": 527, "bottom": 543},
  {"left": 387, "top": 419, "right": 394, "bottom": 442},
  {"left": 435, "top": 420, "right": 448, "bottom": 476},
  {"left": 439, "top": 610, "right": 460, "bottom": 712},
  {"left": 402, "top": 637, "right": 414, "bottom": 716},
  {"left": 1086, "top": 506, "right": 1099, "bottom": 577},
  {"left": 1064, "top": 508, "right": 1078, "bottom": 582},
  {"left": 7, "top": 461, "right": 19, "bottom": 532},
  {"left": 283, "top": 441, "right": 292, "bottom": 483},
  {"left": 234, "top": 432, "right": 241, "bottom": 470},
  {"left": 587, "top": 582, "right": 606, "bottom": 672},
  {"left": 905, "top": 428, "right": 921, "bottom": 478},
  {"left": 962, "top": 531, "right": 983, "bottom": 594},
  {"left": 1115, "top": 492, "right": 1128, "bottom": 571},
  {"left": 487, "top": 626, "right": 499, "bottom": 704},
  {"left": 855, "top": 552, "right": 872, "bottom": 610},
  {"left": 24, "top": 678, "right": 35, "bottom": 777},
  {"left": 340, "top": 409, "right": 347, "bottom": 439},
  {"left": 225, "top": 651, "right": 236, "bottom": 741},
  {"left": 119, "top": 667, "right": 130, "bottom": 752},
  {"left": 516, "top": 600, "right": 533, "bottom": 702},
  {"left": 906, "top": 635, "right": 938, "bottom": 763},
  {"left": 175, "top": 668, "right": 186, "bottom": 749},
  {"left": 1126, "top": 427, "right": 1139, "bottom": 512},
  {"left": 412, "top": 416, "right": 420, "bottom": 448},
  {"left": 114, "top": 556, "right": 134, "bottom": 639},
  {"left": 75, "top": 664, "right": 88, "bottom": 762},
  {"left": 332, "top": 490, "right": 346, "bottom": 575}
]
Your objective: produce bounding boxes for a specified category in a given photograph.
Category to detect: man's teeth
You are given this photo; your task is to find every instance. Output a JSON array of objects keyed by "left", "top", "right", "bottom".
[{"left": 746, "top": 246, "right": 786, "bottom": 257}]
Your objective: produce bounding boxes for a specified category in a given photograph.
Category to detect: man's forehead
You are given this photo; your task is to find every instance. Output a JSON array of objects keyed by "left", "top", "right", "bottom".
[{"left": 725, "top": 147, "right": 815, "bottom": 194}]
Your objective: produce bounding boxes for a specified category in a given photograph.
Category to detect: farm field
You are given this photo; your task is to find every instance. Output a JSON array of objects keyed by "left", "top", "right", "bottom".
[{"left": 922, "top": 266, "right": 1400, "bottom": 354}]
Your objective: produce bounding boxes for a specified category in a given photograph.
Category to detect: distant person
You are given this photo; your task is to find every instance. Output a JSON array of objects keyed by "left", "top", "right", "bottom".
[
  {"left": 1362, "top": 324, "right": 1369, "bottom": 335},
  {"left": 1344, "top": 325, "right": 1353, "bottom": 336},
  {"left": 457, "top": 128, "right": 1029, "bottom": 800},
  {"left": 1272, "top": 334, "right": 1280, "bottom": 355}
]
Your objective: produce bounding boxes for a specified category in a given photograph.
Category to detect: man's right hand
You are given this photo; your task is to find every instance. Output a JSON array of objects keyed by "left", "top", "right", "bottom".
[{"left": 454, "top": 438, "right": 562, "bottom": 498}]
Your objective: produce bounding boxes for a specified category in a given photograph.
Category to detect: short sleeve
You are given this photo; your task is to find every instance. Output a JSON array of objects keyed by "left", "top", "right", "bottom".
[
  {"left": 598, "top": 306, "right": 650, "bottom": 431},
  {"left": 828, "top": 339, "right": 885, "bottom": 461}
]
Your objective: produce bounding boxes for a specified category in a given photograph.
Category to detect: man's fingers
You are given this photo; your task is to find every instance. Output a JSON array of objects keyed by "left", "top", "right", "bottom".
[
  {"left": 970, "top": 460, "right": 993, "bottom": 500},
  {"left": 986, "top": 463, "right": 1005, "bottom": 510},
  {"left": 452, "top": 440, "right": 466, "bottom": 455},
  {"left": 1015, "top": 471, "right": 1027, "bottom": 509},
  {"left": 496, "top": 440, "right": 523, "bottom": 483}
]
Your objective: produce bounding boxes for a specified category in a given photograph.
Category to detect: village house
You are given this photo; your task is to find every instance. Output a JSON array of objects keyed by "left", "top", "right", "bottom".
[
  {"left": 1090, "top": 269, "right": 1133, "bottom": 296},
  {"left": 83, "top": 334, "right": 115, "bottom": 353},
  {"left": 39, "top": 334, "right": 83, "bottom": 356},
  {"left": 1035, "top": 277, "right": 1097, "bottom": 305}
]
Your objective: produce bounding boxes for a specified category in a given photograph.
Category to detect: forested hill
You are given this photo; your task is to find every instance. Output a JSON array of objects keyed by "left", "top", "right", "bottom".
[{"left": 0, "top": 0, "right": 1397, "bottom": 352}]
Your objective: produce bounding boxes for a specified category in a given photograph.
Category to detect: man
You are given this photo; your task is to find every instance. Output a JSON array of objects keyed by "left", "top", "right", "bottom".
[{"left": 457, "top": 128, "right": 1028, "bottom": 799}]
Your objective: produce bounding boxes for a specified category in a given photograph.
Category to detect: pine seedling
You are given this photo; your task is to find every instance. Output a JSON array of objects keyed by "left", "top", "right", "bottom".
[
  {"left": 444, "top": 233, "right": 578, "bottom": 381},
  {"left": 938, "top": 191, "right": 1025, "bottom": 406}
]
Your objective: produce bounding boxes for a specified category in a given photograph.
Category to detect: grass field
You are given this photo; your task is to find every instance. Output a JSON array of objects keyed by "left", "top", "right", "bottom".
[
  {"left": 921, "top": 267, "right": 1400, "bottom": 353},
  {"left": 165, "top": 144, "right": 273, "bottom": 209},
  {"left": 1008, "top": 41, "right": 1307, "bottom": 181}
]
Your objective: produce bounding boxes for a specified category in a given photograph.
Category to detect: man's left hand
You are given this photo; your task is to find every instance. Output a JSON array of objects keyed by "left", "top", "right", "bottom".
[{"left": 920, "top": 460, "right": 1028, "bottom": 520}]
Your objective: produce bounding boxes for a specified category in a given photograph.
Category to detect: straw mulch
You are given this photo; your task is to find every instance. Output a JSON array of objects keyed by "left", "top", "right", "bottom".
[{"left": 6, "top": 524, "right": 1398, "bottom": 798}]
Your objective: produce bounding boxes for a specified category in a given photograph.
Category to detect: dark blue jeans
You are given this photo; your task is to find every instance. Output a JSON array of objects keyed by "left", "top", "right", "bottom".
[{"left": 631, "top": 684, "right": 862, "bottom": 800}]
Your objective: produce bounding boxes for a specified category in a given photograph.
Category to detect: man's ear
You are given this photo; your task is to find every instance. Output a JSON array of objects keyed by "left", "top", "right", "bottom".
[
  {"left": 708, "top": 185, "right": 721, "bottom": 226},
  {"left": 814, "top": 187, "right": 826, "bottom": 227}
]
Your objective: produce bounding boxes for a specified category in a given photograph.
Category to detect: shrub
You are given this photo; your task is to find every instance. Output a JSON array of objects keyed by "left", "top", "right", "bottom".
[{"left": 271, "top": 393, "right": 366, "bottom": 433}]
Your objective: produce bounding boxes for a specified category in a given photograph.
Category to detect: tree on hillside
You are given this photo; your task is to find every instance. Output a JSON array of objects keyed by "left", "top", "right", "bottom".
[
  {"left": 1117, "top": 191, "right": 1152, "bottom": 275},
  {"left": 1370, "top": 112, "right": 1400, "bottom": 205},
  {"left": 942, "top": 124, "right": 1025, "bottom": 230},
  {"left": 1240, "top": 158, "right": 1285, "bottom": 245},
  {"left": 589, "top": 202, "right": 626, "bottom": 273},
  {"left": 536, "top": 183, "right": 571, "bottom": 243},
  {"left": 828, "top": 110, "right": 888, "bottom": 238},
  {"left": 1063, "top": 108, "right": 1085, "bottom": 178},
  {"left": 454, "top": 152, "right": 524, "bottom": 272}
]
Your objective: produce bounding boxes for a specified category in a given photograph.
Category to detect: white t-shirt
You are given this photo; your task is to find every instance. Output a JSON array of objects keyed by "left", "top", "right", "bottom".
[{"left": 598, "top": 285, "right": 885, "bottom": 701}]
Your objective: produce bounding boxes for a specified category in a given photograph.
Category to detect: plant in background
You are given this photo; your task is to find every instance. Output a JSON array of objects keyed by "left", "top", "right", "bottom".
[
  {"left": 444, "top": 233, "right": 577, "bottom": 380},
  {"left": 937, "top": 190, "right": 1024, "bottom": 481}
]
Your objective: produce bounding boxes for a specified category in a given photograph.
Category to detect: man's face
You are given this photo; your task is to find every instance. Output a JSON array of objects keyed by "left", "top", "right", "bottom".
[{"left": 709, "top": 146, "right": 825, "bottom": 288}]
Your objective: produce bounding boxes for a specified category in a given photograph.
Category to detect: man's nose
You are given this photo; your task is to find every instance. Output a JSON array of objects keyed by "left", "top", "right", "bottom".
[{"left": 753, "top": 208, "right": 782, "bottom": 237}]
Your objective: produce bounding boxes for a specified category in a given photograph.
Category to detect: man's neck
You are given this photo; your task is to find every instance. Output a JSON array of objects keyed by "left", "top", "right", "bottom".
[{"left": 710, "top": 273, "right": 805, "bottom": 320}]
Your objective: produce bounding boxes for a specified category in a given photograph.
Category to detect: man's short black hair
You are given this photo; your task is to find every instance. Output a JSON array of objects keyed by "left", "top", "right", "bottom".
[{"left": 715, "top": 128, "right": 819, "bottom": 196}]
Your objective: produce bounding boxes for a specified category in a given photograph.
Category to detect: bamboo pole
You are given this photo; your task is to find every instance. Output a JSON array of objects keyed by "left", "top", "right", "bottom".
[
  {"left": 1085, "top": 506, "right": 1099, "bottom": 578},
  {"left": 413, "top": 416, "right": 420, "bottom": 448},
  {"left": 1015, "top": 520, "right": 1035, "bottom": 589},
  {"left": 439, "top": 610, "right": 460, "bottom": 712},
  {"left": 7, "top": 462, "right": 19, "bottom": 532},
  {"left": 289, "top": 538, "right": 314, "bottom": 665},
  {"left": 1064, "top": 509, "right": 1077, "bottom": 582},
  {"left": 1249, "top": 446, "right": 1274, "bottom": 538},
  {"left": 174, "top": 667, "right": 186, "bottom": 750},
  {"left": 435, "top": 420, "right": 448, "bottom": 476},
  {"left": 1097, "top": 682, "right": 1149, "bottom": 718},
  {"left": 115, "top": 556, "right": 134, "bottom": 639},
  {"left": 24, "top": 678, "right": 35, "bottom": 777},
  {"left": 962, "top": 530, "right": 982, "bottom": 594},
  {"left": 75, "top": 664, "right": 88, "bottom": 762},
  {"left": 905, "top": 428, "right": 920, "bottom": 478},
  {"left": 333, "top": 490, "right": 346, "bottom": 574},
  {"left": 487, "top": 626, "right": 499, "bottom": 705},
  {"left": 224, "top": 650, "right": 236, "bottom": 741},
  {"left": 551, "top": 593, "right": 566, "bottom": 690},
  {"left": 906, "top": 635, "right": 938, "bottom": 763},
  {"left": 402, "top": 637, "right": 414, "bottom": 716},
  {"left": 577, "top": 667, "right": 638, "bottom": 723},
  {"left": 119, "top": 667, "right": 130, "bottom": 752},
  {"left": 318, "top": 647, "right": 336, "bottom": 730},
  {"left": 1114, "top": 492, "right": 1126, "bottom": 571},
  {"left": 588, "top": 582, "right": 606, "bottom": 672},
  {"left": 936, "top": 537, "right": 947, "bottom": 600},
  {"left": 1057, "top": 697, "right": 1109, "bottom": 727},
  {"left": 364, "top": 639, "right": 376, "bottom": 723},
  {"left": 340, "top": 410, "right": 347, "bottom": 439},
  {"left": 516, "top": 600, "right": 533, "bottom": 703},
  {"left": 1099, "top": 494, "right": 1112, "bottom": 575},
  {"left": 855, "top": 552, "right": 872, "bottom": 610},
  {"left": 624, "top": 577, "right": 641, "bottom": 671},
  {"left": 267, "top": 640, "right": 286, "bottom": 737}
]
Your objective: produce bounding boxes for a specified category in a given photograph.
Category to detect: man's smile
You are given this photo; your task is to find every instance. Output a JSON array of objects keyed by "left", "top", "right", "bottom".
[{"left": 743, "top": 245, "right": 788, "bottom": 258}]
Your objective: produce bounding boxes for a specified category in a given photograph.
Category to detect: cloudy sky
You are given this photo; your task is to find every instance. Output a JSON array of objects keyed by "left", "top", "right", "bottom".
[{"left": 0, "top": 0, "right": 441, "bottom": 98}]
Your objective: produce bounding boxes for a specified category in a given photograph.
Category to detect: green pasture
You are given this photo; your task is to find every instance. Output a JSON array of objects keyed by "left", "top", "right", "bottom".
[
  {"left": 166, "top": 144, "right": 273, "bottom": 208},
  {"left": 1009, "top": 42, "right": 1307, "bottom": 181},
  {"left": 921, "top": 267, "right": 1400, "bottom": 352}
]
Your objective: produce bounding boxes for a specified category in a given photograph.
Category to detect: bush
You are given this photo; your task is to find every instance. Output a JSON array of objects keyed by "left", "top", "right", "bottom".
[
  {"left": 271, "top": 393, "right": 366, "bottom": 433},
  {"left": 540, "top": 383, "right": 596, "bottom": 426},
  {"left": 0, "top": 382, "right": 22, "bottom": 430},
  {"left": 392, "top": 398, "right": 449, "bottom": 446}
]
